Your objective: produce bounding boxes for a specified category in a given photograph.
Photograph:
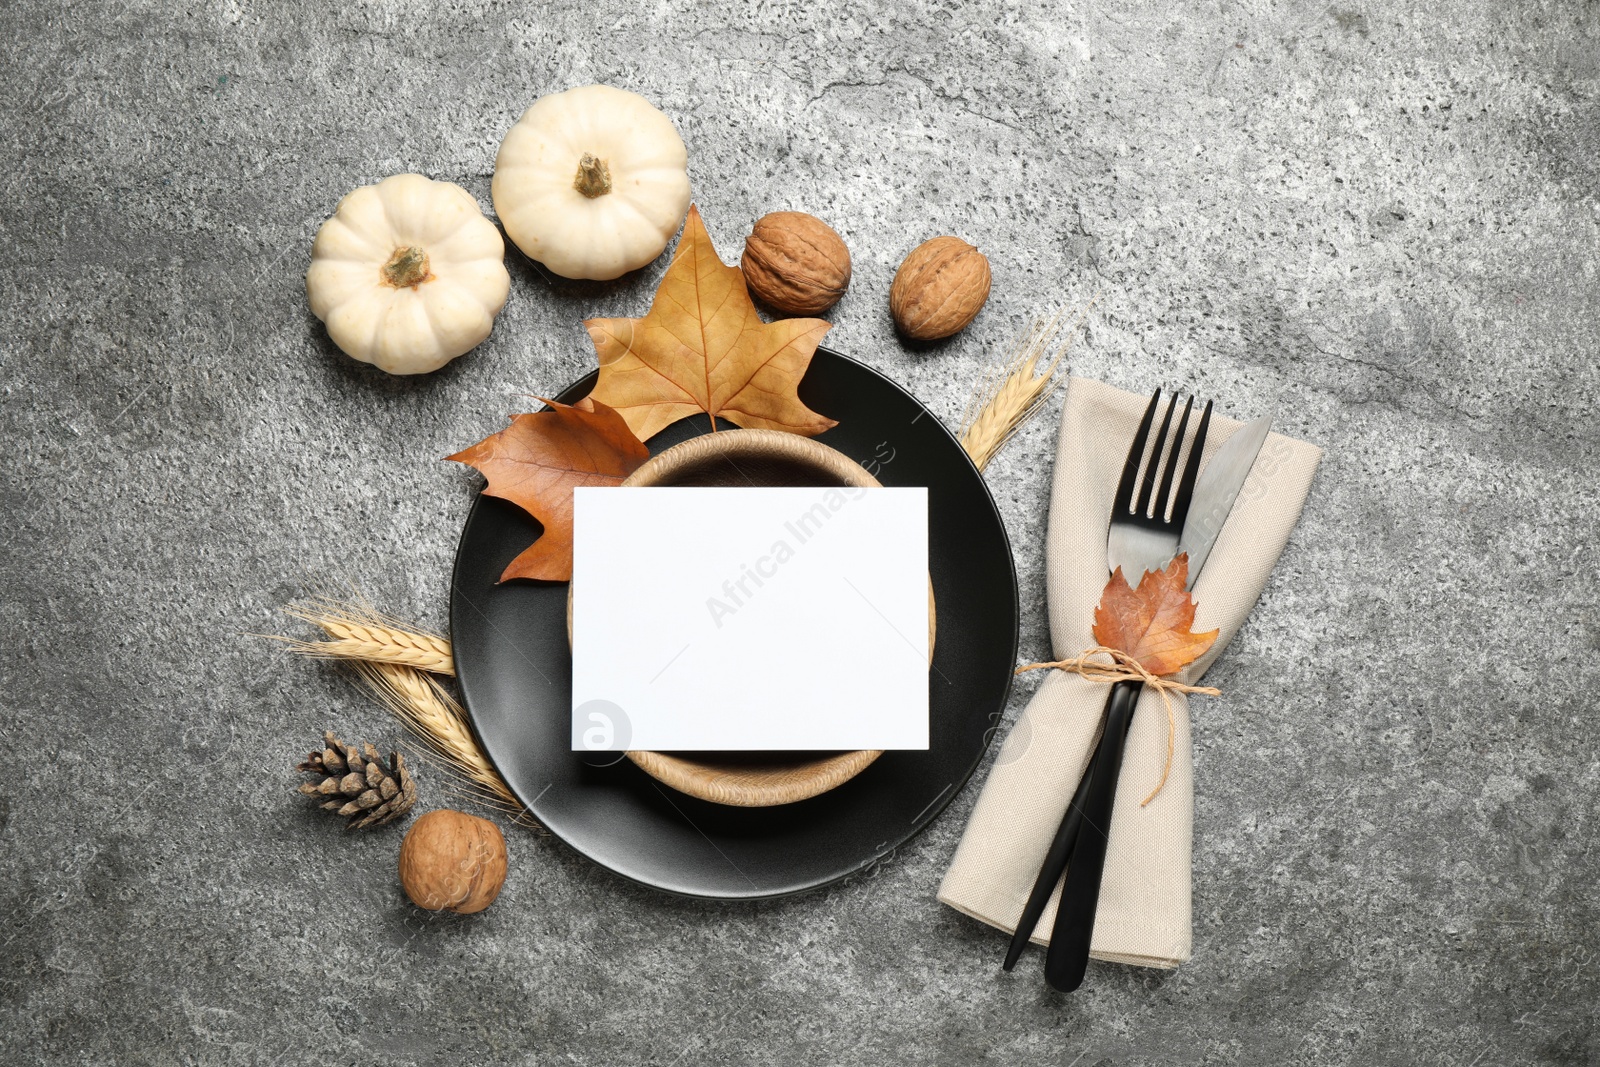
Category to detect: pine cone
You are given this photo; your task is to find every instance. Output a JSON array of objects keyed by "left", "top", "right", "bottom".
[{"left": 297, "top": 731, "right": 417, "bottom": 830}]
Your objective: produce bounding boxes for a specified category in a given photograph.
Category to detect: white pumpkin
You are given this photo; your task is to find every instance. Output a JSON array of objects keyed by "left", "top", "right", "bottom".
[
  {"left": 492, "top": 85, "right": 692, "bottom": 281},
  {"left": 306, "top": 174, "right": 510, "bottom": 375}
]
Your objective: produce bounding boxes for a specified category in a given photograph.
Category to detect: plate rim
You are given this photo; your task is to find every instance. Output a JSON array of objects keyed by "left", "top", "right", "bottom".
[{"left": 449, "top": 345, "right": 1020, "bottom": 899}]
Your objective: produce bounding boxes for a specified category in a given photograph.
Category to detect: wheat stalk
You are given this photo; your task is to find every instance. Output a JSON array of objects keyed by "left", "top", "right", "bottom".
[
  {"left": 272, "top": 596, "right": 534, "bottom": 819},
  {"left": 959, "top": 304, "right": 1093, "bottom": 471},
  {"left": 281, "top": 599, "right": 456, "bottom": 675},
  {"left": 350, "top": 660, "right": 529, "bottom": 819},
  {"left": 287, "top": 635, "right": 454, "bottom": 675}
]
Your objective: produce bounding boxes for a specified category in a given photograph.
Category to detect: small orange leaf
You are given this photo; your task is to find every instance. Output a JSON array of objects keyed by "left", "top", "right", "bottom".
[
  {"left": 1091, "top": 555, "right": 1218, "bottom": 677},
  {"left": 447, "top": 397, "right": 649, "bottom": 582},
  {"left": 585, "top": 204, "right": 838, "bottom": 442}
]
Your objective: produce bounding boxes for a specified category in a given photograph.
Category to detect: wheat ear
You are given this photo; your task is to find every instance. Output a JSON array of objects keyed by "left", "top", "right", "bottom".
[
  {"left": 350, "top": 660, "right": 528, "bottom": 818},
  {"left": 281, "top": 599, "right": 456, "bottom": 676},
  {"left": 959, "top": 304, "right": 1092, "bottom": 471}
]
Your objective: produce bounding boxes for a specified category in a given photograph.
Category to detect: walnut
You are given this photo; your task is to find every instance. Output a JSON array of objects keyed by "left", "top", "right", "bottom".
[
  {"left": 888, "top": 236, "right": 991, "bottom": 341},
  {"left": 398, "top": 809, "right": 507, "bottom": 914},
  {"left": 740, "top": 211, "right": 852, "bottom": 315}
]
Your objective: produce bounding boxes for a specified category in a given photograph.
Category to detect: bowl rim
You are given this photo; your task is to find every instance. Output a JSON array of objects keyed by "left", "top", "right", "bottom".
[{"left": 620, "top": 427, "right": 881, "bottom": 491}]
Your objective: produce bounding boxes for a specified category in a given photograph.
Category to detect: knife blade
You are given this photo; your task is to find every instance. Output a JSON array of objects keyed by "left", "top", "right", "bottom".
[{"left": 1176, "top": 414, "right": 1273, "bottom": 585}]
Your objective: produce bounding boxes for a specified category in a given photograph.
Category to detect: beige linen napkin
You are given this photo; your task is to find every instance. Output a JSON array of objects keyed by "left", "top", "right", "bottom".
[{"left": 938, "top": 377, "right": 1322, "bottom": 968}]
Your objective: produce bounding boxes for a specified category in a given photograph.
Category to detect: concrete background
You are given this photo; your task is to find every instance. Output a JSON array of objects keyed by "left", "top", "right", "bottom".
[{"left": 2, "top": 0, "right": 1597, "bottom": 1062}]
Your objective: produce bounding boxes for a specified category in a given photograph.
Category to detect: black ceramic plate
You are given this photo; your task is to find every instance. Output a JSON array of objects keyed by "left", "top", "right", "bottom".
[{"left": 450, "top": 348, "right": 1018, "bottom": 899}]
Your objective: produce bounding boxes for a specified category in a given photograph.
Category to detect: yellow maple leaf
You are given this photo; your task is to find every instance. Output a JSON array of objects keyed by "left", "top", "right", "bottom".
[{"left": 585, "top": 205, "right": 838, "bottom": 441}]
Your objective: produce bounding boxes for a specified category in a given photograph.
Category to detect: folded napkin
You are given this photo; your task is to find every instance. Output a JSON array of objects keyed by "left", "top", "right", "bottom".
[{"left": 939, "top": 377, "right": 1322, "bottom": 968}]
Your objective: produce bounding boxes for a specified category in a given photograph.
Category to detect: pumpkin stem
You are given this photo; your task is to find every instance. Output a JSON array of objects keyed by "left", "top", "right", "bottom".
[
  {"left": 381, "top": 246, "right": 433, "bottom": 289},
  {"left": 572, "top": 154, "right": 613, "bottom": 199}
]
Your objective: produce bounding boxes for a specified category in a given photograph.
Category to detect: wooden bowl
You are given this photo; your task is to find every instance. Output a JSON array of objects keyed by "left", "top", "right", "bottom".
[{"left": 569, "top": 428, "right": 934, "bottom": 807}]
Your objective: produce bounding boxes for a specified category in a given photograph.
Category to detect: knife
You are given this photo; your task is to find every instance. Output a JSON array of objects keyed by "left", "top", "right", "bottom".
[{"left": 1177, "top": 415, "right": 1273, "bottom": 585}]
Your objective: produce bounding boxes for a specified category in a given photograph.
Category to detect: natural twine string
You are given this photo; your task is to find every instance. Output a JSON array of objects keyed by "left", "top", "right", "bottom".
[{"left": 1015, "top": 646, "right": 1221, "bottom": 806}]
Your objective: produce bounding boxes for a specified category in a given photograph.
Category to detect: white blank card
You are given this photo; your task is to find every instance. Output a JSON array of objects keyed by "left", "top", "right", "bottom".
[{"left": 570, "top": 486, "right": 929, "bottom": 752}]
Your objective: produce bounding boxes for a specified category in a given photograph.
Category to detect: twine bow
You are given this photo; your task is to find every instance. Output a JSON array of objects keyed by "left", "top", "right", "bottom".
[{"left": 1015, "top": 646, "right": 1221, "bottom": 806}]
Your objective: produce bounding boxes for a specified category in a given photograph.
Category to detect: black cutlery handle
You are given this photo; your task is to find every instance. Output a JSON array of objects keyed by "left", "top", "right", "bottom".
[
  {"left": 1002, "top": 731, "right": 1100, "bottom": 971},
  {"left": 1044, "top": 679, "right": 1143, "bottom": 992}
]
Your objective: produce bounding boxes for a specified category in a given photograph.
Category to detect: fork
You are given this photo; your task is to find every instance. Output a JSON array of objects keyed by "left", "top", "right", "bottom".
[
  {"left": 1001, "top": 388, "right": 1211, "bottom": 989},
  {"left": 1045, "top": 388, "right": 1210, "bottom": 990}
]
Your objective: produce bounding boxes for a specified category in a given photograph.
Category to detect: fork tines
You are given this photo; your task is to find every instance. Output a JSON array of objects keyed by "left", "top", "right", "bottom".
[{"left": 1114, "top": 389, "right": 1213, "bottom": 529}]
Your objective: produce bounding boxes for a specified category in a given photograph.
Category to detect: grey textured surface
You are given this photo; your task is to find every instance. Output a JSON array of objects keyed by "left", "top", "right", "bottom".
[{"left": 2, "top": 0, "right": 1597, "bottom": 1063}]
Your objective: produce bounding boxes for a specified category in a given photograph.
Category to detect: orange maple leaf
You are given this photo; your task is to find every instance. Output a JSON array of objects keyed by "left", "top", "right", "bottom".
[
  {"left": 446, "top": 398, "right": 649, "bottom": 582},
  {"left": 1091, "top": 554, "right": 1219, "bottom": 677},
  {"left": 585, "top": 204, "right": 839, "bottom": 442}
]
